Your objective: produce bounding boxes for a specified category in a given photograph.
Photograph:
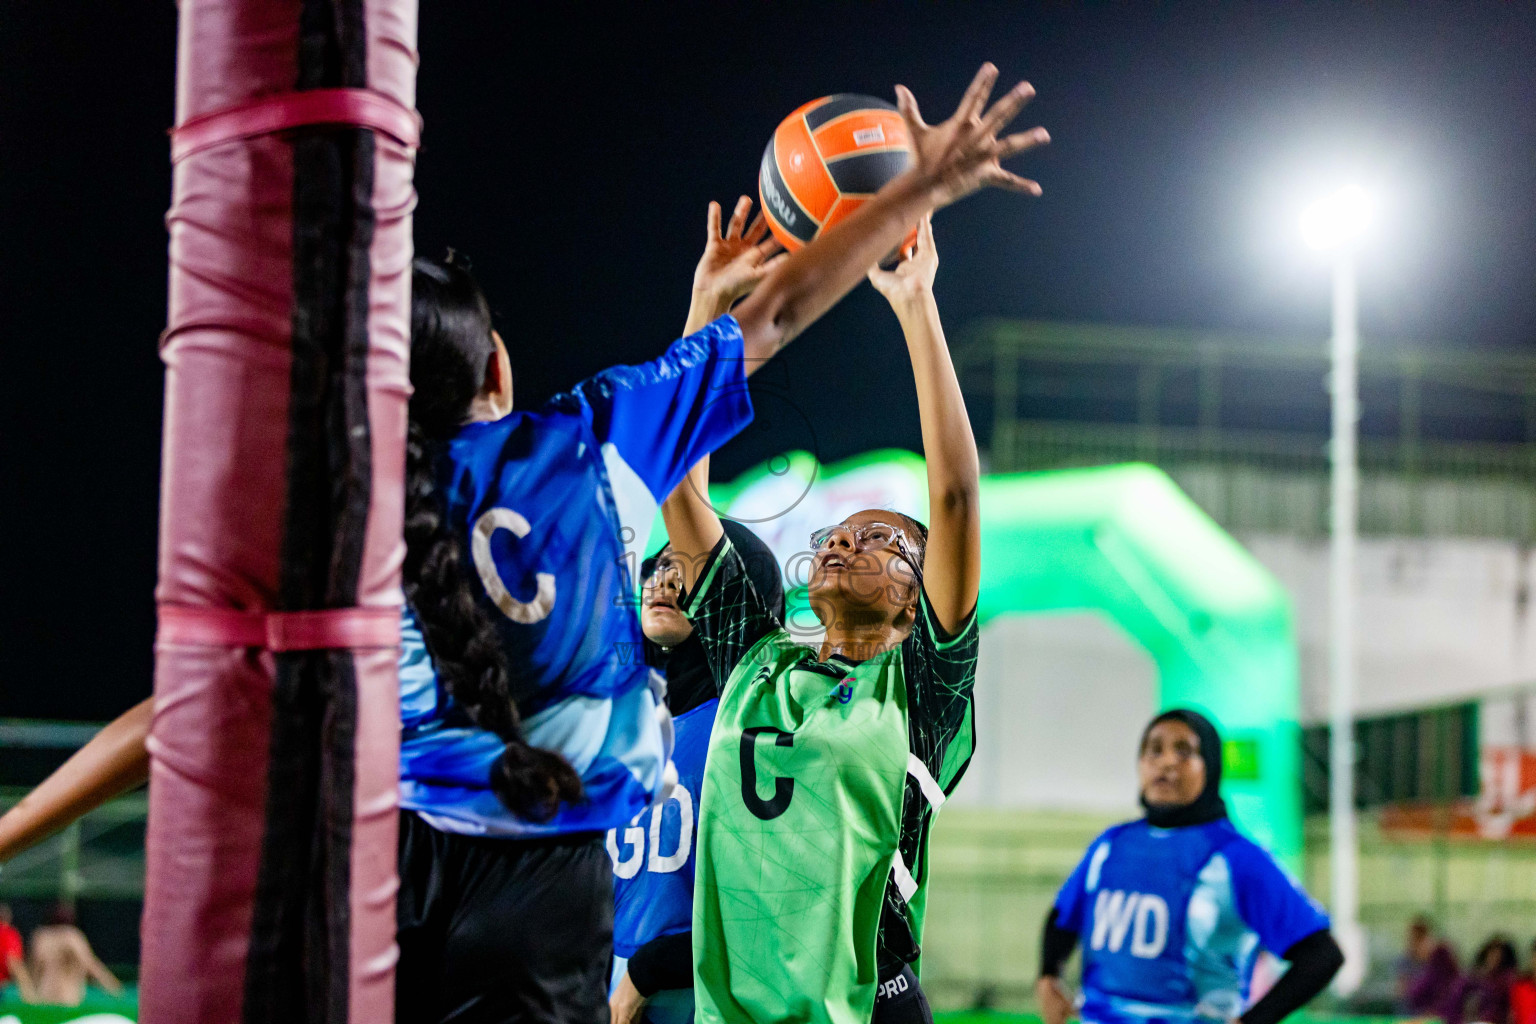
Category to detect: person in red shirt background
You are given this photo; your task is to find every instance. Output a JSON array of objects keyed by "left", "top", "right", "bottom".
[
  {"left": 0, "top": 902, "right": 36, "bottom": 1002},
  {"left": 1510, "top": 939, "right": 1536, "bottom": 1024},
  {"left": 1446, "top": 936, "right": 1518, "bottom": 1024}
]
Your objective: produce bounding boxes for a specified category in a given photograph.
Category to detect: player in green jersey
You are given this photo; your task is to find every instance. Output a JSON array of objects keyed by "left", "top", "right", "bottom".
[{"left": 661, "top": 211, "right": 982, "bottom": 1024}]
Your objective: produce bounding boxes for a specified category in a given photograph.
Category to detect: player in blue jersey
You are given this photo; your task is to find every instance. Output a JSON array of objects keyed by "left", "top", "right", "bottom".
[
  {"left": 394, "top": 228, "right": 769, "bottom": 1023},
  {"left": 1037, "top": 710, "right": 1344, "bottom": 1024},
  {"left": 606, "top": 513, "right": 785, "bottom": 1024}
]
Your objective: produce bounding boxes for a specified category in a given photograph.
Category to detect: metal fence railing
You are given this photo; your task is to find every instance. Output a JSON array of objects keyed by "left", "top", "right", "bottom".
[
  {"left": 956, "top": 320, "right": 1536, "bottom": 541},
  {"left": 0, "top": 789, "right": 147, "bottom": 904}
]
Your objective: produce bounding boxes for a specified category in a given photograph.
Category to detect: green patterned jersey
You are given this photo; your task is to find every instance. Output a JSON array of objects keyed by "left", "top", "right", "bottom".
[{"left": 682, "top": 536, "right": 978, "bottom": 1024}]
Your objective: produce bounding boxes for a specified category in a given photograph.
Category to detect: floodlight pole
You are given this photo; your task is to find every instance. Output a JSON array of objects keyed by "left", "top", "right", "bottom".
[{"left": 1328, "top": 250, "right": 1366, "bottom": 993}]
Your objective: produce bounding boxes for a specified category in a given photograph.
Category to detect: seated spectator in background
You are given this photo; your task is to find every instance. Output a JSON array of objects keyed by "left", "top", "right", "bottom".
[
  {"left": 1446, "top": 936, "right": 1518, "bottom": 1024},
  {"left": 1510, "top": 939, "right": 1536, "bottom": 1024},
  {"left": 29, "top": 906, "right": 120, "bottom": 1007},
  {"left": 0, "top": 903, "right": 35, "bottom": 1002},
  {"left": 1400, "top": 915, "right": 1462, "bottom": 1015}
]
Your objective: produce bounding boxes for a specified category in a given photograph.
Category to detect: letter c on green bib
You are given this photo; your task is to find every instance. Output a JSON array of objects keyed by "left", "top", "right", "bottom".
[{"left": 740, "top": 726, "right": 795, "bottom": 820}]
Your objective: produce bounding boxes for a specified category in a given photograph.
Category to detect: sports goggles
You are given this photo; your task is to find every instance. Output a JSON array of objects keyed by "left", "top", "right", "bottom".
[
  {"left": 809, "top": 522, "right": 923, "bottom": 585},
  {"left": 644, "top": 555, "right": 685, "bottom": 591}
]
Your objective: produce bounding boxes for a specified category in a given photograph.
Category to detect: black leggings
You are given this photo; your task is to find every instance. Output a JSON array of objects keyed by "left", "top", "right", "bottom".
[
  {"left": 396, "top": 811, "right": 613, "bottom": 1024},
  {"left": 874, "top": 966, "right": 933, "bottom": 1024}
]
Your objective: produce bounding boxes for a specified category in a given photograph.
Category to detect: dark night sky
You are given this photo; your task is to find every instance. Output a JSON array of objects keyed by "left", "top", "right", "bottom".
[{"left": 2, "top": 2, "right": 1533, "bottom": 721}]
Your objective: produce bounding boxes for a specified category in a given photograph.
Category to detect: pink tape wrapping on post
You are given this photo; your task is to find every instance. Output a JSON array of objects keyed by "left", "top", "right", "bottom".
[
  {"left": 156, "top": 605, "right": 401, "bottom": 651},
  {"left": 170, "top": 87, "right": 422, "bottom": 164},
  {"left": 164, "top": 93, "right": 416, "bottom": 658}
]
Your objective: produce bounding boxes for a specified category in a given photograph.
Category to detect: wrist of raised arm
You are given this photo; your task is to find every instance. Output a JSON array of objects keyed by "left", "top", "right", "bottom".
[
  {"left": 886, "top": 166, "right": 946, "bottom": 212},
  {"left": 896, "top": 300, "right": 946, "bottom": 347},
  {"left": 891, "top": 291, "right": 937, "bottom": 323},
  {"left": 683, "top": 292, "right": 731, "bottom": 335},
  {"left": 690, "top": 286, "right": 735, "bottom": 317}
]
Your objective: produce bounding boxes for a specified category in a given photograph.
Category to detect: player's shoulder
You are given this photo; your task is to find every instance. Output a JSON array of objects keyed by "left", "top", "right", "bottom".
[
  {"left": 446, "top": 407, "right": 584, "bottom": 473},
  {"left": 454, "top": 406, "right": 554, "bottom": 438},
  {"left": 897, "top": 594, "right": 979, "bottom": 693},
  {"left": 720, "top": 519, "right": 778, "bottom": 577},
  {"left": 1202, "top": 822, "right": 1295, "bottom": 886},
  {"left": 1087, "top": 819, "right": 1142, "bottom": 853},
  {"left": 730, "top": 629, "right": 810, "bottom": 676},
  {"left": 762, "top": 630, "right": 814, "bottom": 665},
  {"left": 913, "top": 587, "right": 980, "bottom": 647},
  {"left": 1210, "top": 829, "right": 1284, "bottom": 878},
  {"left": 1204, "top": 818, "right": 1266, "bottom": 859},
  {"left": 573, "top": 314, "right": 746, "bottom": 403},
  {"left": 674, "top": 695, "right": 721, "bottom": 728},
  {"left": 1081, "top": 822, "right": 1142, "bottom": 859},
  {"left": 1061, "top": 820, "right": 1139, "bottom": 895}
]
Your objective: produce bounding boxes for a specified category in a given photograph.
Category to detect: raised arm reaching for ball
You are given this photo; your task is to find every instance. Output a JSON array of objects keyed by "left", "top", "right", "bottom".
[{"left": 732, "top": 62, "right": 1046, "bottom": 369}]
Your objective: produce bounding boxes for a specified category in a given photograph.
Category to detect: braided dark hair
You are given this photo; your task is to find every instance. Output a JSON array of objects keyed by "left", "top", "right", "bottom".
[{"left": 405, "top": 254, "right": 583, "bottom": 821}]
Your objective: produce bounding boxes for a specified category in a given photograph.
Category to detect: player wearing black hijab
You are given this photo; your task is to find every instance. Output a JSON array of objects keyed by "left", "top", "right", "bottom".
[{"left": 1038, "top": 709, "right": 1344, "bottom": 1024}]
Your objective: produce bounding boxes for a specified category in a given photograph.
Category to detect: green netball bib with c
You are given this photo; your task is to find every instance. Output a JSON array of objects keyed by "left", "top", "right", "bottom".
[
  {"left": 680, "top": 536, "right": 979, "bottom": 1024},
  {"left": 694, "top": 637, "right": 910, "bottom": 1024}
]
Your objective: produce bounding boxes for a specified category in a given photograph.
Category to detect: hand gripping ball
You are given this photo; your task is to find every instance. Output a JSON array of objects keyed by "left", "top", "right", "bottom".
[{"left": 758, "top": 94, "right": 918, "bottom": 254}]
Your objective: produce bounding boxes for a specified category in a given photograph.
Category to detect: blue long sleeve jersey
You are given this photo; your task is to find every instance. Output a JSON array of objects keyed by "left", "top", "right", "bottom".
[
  {"left": 398, "top": 315, "right": 752, "bottom": 838},
  {"left": 1053, "top": 818, "right": 1330, "bottom": 1024}
]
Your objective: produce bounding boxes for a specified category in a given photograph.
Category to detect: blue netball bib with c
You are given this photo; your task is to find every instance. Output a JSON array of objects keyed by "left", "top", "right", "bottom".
[{"left": 399, "top": 316, "right": 751, "bottom": 838}]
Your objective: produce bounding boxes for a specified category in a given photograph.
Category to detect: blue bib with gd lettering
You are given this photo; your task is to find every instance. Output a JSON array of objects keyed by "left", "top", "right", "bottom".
[{"left": 610, "top": 696, "right": 716, "bottom": 959}]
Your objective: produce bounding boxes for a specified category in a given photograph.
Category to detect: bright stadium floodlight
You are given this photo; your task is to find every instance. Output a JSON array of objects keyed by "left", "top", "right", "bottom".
[
  {"left": 1302, "top": 181, "right": 1375, "bottom": 997},
  {"left": 1300, "top": 183, "right": 1374, "bottom": 252}
]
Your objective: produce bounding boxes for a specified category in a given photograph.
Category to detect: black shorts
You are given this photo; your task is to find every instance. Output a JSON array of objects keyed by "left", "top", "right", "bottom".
[
  {"left": 874, "top": 965, "right": 933, "bottom": 1024},
  {"left": 396, "top": 810, "right": 613, "bottom": 1024}
]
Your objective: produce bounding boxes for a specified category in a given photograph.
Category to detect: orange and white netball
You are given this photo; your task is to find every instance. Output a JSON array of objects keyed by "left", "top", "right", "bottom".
[{"left": 758, "top": 93, "right": 918, "bottom": 254}]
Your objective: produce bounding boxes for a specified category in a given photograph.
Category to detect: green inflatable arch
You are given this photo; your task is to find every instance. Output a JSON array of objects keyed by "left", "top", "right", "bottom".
[{"left": 652, "top": 451, "right": 1302, "bottom": 867}]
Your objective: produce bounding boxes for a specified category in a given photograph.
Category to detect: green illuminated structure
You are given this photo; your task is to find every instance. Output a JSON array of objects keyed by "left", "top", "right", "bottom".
[{"left": 668, "top": 450, "right": 1303, "bottom": 866}]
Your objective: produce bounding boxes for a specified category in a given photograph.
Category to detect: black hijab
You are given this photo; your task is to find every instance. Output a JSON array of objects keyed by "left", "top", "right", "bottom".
[
  {"left": 1138, "top": 708, "right": 1228, "bottom": 828},
  {"left": 640, "top": 520, "right": 785, "bottom": 718}
]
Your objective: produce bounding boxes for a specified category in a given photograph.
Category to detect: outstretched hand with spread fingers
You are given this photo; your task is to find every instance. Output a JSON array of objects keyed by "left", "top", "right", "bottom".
[
  {"left": 895, "top": 62, "right": 1049, "bottom": 209},
  {"left": 693, "top": 195, "right": 786, "bottom": 308}
]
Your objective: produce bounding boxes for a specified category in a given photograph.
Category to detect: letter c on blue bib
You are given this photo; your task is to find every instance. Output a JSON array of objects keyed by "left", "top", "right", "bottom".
[{"left": 471, "top": 506, "right": 557, "bottom": 624}]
